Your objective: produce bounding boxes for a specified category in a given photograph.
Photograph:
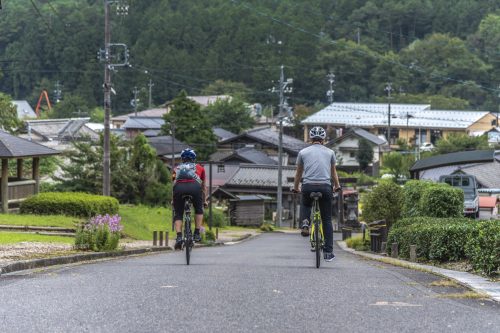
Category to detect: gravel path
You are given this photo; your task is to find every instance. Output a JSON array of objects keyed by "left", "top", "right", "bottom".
[{"left": 0, "top": 242, "right": 73, "bottom": 264}]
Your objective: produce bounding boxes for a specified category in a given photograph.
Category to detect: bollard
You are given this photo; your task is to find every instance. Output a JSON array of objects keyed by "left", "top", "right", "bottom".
[
  {"left": 410, "top": 245, "right": 417, "bottom": 262},
  {"left": 153, "top": 231, "right": 158, "bottom": 246},
  {"left": 391, "top": 242, "right": 399, "bottom": 258},
  {"left": 381, "top": 242, "right": 387, "bottom": 254},
  {"left": 165, "top": 231, "right": 169, "bottom": 247},
  {"left": 159, "top": 231, "right": 164, "bottom": 247},
  {"left": 216, "top": 227, "right": 219, "bottom": 240}
]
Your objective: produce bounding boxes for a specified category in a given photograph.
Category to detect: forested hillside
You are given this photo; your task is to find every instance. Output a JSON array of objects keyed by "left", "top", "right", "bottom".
[{"left": 1, "top": 0, "right": 500, "bottom": 114}]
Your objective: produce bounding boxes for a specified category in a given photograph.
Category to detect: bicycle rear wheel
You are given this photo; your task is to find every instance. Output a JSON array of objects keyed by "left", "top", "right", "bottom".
[
  {"left": 184, "top": 218, "right": 192, "bottom": 265},
  {"left": 315, "top": 221, "right": 321, "bottom": 268}
]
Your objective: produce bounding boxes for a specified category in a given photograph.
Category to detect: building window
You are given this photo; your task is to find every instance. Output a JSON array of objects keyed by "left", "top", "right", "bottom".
[
  {"left": 349, "top": 152, "right": 355, "bottom": 158},
  {"left": 492, "top": 119, "right": 498, "bottom": 126},
  {"left": 217, "top": 164, "right": 225, "bottom": 173}
]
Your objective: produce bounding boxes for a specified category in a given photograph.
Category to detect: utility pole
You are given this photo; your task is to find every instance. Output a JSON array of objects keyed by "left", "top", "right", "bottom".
[
  {"left": 271, "top": 65, "right": 293, "bottom": 227},
  {"left": 326, "top": 72, "right": 335, "bottom": 105},
  {"left": 497, "top": 84, "right": 500, "bottom": 128},
  {"left": 54, "top": 81, "right": 62, "bottom": 103},
  {"left": 357, "top": 28, "right": 361, "bottom": 45},
  {"left": 148, "top": 79, "right": 154, "bottom": 108},
  {"left": 99, "top": 0, "right": 129, "bottom": 196},
  {"left": 170, "top": 122, "right": 175, "bottom": 232},
  {"left": 132, "top": 86, "right": 139, "bottom": 116},
  {"left": 385, "top": 82, "right": 393, "bottom": 146}
]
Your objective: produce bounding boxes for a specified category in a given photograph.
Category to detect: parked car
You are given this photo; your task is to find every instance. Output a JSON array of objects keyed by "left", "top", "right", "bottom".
[
  {"left": 439, "top": 174, "right": 479, "bottom": 218},
  {"left": 420, "top": 142, "right": 435, "bottom": 152}
]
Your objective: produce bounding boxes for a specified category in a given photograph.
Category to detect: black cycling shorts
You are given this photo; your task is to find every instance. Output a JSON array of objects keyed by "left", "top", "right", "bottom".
[{"left": 173, "top": 182, "right": 203, "bottom": 221}]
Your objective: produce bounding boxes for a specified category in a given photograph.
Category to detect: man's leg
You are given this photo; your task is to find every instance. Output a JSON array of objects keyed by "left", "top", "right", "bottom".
[
  {"left": 318, "top": 185, "right": 334, "bottom": 254},
  {"left": 299, "top": 185, "right": 313, "bottom": 236}
]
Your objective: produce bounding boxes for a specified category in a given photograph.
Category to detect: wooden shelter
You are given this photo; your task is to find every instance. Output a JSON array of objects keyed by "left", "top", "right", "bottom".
[
  {"left": 0, "top": 131, "right": 60, "bottom": 213},
  {"left": 229, "top": 195, "right": 272, "bottom": 226}
]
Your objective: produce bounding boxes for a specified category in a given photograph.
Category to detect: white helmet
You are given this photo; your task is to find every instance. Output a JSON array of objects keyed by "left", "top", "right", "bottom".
[{"left": 309, "top": 126, "right": 326, "bottom": 140}]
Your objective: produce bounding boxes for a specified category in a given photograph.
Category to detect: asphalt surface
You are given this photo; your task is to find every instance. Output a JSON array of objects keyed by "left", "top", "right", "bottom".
[{"left": 0, "top": 233, "right": 498, "bottom": 333}]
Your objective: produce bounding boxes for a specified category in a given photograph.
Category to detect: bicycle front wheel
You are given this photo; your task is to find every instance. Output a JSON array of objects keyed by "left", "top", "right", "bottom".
[{"left": 185, "top": 239, "right": 191, "bottom": 265}]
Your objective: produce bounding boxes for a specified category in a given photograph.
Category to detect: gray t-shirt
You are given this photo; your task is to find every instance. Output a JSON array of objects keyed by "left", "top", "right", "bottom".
[{"left": 296, "top": 144, "right": 336, "bottom": 185}]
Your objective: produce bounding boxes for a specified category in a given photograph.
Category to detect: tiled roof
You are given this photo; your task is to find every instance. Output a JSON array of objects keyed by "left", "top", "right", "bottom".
[
  {"left": 208, "top": 164, "right": 240, "bottom": 187},
  {"left": 223, "top": 147, "right": 277, "bottom": 165},
  {"left": 213, "top": 127, "right": 237, "bottom": 141},
  {"left": 235, "top": 195, "right": 273, "bottom": 201},
  {"left": 143, "top": 129, "right": 162, "bottom": 137},
  {"left": 330, "top": 127, "right": 387, "bottom": 146},
  {"left": 13, "top": 100, "right": 37, "bottom": 119},
  {"left": 302, "top": 102, "right": 492, "bottom": 129},
  {"left": 148, "top": 136, "right": 186, "bottom": 156},
  {"left": 112, "top": 108, "right": 168, "bottom": 121},
  {"left": 0, "top": 130, "right": 60, "bottom": 157},
  {"left": 25, "top": 118, "right": 93, "bottom": 141},
  {"left": 226, "top": 164, "right": 296, "bottom": 188},
  {"left": 220, "top": 127, "right": 309, "bottom": 155},
  {"left": 458, "top": 161, "right": 500, "bottom": 189},
  {"left": 123, "top": 117, "right": 164, "bottom": 130},
  {"left": 410, "top": 150, "right": 496, "bottom": 171},
  {"left": 479, "top": 196, "right": 497, "bottom": 209},
  {"left": 210, "top": 150, "right": 233, "bottom": 162}
]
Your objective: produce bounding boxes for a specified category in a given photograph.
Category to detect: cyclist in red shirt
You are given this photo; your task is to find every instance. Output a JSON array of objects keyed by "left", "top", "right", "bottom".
[{"left": 172, "top": 148, "right": 206, "bottom": 249}]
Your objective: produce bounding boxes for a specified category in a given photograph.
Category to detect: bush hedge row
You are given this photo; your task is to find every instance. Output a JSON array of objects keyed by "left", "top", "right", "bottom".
[
  {"left": 402, "top": 180, "right": 464, "bottom": 218},
  {"left": 20, "top": 192, "right": 119, "bottom": 217},
  {"left": 388, "top": 217, "right": 500, "bottom": 276}
]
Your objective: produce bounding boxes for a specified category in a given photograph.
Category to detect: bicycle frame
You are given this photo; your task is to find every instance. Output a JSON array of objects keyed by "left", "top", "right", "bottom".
[
  {"left": 309, "top": 198, "right": 324, "bottom": 249},
  {"left": 183, "top": 196, "right": 194, "bottom": 265}
]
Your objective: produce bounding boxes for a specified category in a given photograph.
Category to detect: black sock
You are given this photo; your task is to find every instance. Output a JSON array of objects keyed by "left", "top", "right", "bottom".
[
  {"left": 194, "top": 228, "right": 200, "bottom": 235},
  {"left": 176, "top": 232, "right": 182, "bottom": 238}
]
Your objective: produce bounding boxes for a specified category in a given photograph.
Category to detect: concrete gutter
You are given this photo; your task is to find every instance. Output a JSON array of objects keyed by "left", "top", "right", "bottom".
[
  {"left": 337, "top": 241, "right": 500, "bottom": 303},
  {"left": 0, "top": 247, "right": 171, "bottom": 276}
]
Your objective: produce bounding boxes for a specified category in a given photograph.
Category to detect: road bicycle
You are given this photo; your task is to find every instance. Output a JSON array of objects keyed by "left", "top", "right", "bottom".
[
  {"left": 309, "top": 192, "right": 324, "bottom": 269},
  {"left": 182, "top": 195, "right": 194, "bottom": 265}
]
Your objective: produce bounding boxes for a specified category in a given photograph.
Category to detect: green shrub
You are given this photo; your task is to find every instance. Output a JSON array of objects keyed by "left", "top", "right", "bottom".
[
  {"left": 361, "top": 181, "right": 403, "bottom": 228},
  {"left": 346, "top": 234, "right": 370, "bottom": 251},
  {"left": 402, "top": 180, "right": 433, "bottom": 218},
  {"left": 204, "top": 229, "right": 216, "bottom": 242},
  {"left": 465, "top": 220, "right": 500, "bottom": 276},
  {"left": 20, "top": 192, "right": 119, "bottom": 217},
  {"left": 74, "top": 215, "right": 122, "bottom": 251},
  {"left": 203, "top": 206, "right": 228, "bottom": 227},
  {"left": 420, "top": 183, "right": 463, "bottom": 218},
  {"left": 260, "top": 223, "right": 274, "bottom": 232}
]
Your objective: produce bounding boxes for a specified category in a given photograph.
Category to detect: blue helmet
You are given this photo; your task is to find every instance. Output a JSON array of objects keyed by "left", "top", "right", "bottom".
[{"left": 181, "top": 148, "right": 196, "bottom": 161}]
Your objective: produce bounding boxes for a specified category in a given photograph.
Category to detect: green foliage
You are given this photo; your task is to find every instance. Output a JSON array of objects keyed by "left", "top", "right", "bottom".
[
  {"left": 203, "top": 206, "right": 228, "bottom": 228},
  {"left": 201, "top": 80, "right": 251, "bottom": 101},
  {"left": 361, "top": 181, "right": 403, "bottom": 228},
  {"left": 51, "top": 94, "right": 90, "bottom": 119},
  {"left": 465, "top": 220, "right": 500, "bottom": 276},
  {"left": 0, "top": 93, "right": 21, "bottom": 132},
  {"left": 260, "top": 223, "right": 275, "bottom": 232},
  {"left": 382, "top": 152, "right": 415, "bottom": 180},
  {"left": 435, "top": 133, "right": 490, "bottom": 155},
  {"left": 204, "top": 229, "right": 216, "bottom": 242},
  {"left": 356, "top": 138, "right": 374, "bottom": 172},
  {"left": 389, "top": 218, "right": 500, "bottom": 276},
  {"left": 381, "top": 93, "right": 470, "bottom": 110},
  {"left": 205, "top": 97, "right": 254, "bottom": 134},
  {"left": 75, "top": 225, "right": 120, "bottom": 252},
  {"left": 346, "top": 234, "right": 370, "bottom": 251},
  {"left": 402, "top": 180, "right": 433, "bottom": 218},
  {"left": 90, "top": 107, "right": 104, "bottom": 123},
  {"left": 162, "top": 91, "right": 217, "bottom": 160},
  {"left": 420, "top": 183, "right": 464, "bottom": 218},
  {"left": 20, "top": 192, "right": 119, "bottom": 217}
]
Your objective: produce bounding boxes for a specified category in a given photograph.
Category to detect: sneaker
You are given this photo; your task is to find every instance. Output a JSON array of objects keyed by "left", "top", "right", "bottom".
[
  {"left": 324, "top": 252, "right": 335, "bottom": 262},
  {"left": 300, "top": 220, "right": 310, "bottom": 237},
  {"left": 174, "top": 236, "right": 183, "bottom": 250},
  {"left": 193, "top": 232, "right": 202, "bottom": 243}
]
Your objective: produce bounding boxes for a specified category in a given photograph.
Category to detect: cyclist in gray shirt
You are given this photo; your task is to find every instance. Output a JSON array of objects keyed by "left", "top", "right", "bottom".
[{"left": 293, "top": 126, "right": 340, "bottom": 262}]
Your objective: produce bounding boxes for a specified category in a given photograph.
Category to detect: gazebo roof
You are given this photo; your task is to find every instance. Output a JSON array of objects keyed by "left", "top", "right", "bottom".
[{"left": 0, "top": 131, "right": 60, "bottom": 158}]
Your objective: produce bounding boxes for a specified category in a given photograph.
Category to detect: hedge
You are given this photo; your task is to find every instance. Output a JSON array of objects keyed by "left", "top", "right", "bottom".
[
  {"left": 388, "top": 217, "right": 500, "bottom": 276},
  {"left": 402, "top": 181, "right": 463, "bottom": 218},
  {"left": 20, "top": 192, "right": 119, "bottom": 217},
  {"left": 203, "top": 206, "right": 228, "bottom": 227},
  {"left": 361, "top": 181, "right": 403, "bottom": 228}
]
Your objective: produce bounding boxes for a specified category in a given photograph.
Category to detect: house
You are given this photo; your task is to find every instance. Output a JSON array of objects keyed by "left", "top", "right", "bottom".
[
  {"left": 112, "top": 108, "right": 167, "bottom": 129},
  {"left": 410, "top": 150, "right": 500, "bottom": 188},
  {"left": 210, "top": 147, "right": 277, "bottom": 165},
  {"left": 478, "top": 196, "right": 499, "bottom": 220},
  {"left": 302, "top": 102, "right": 498, "bottom": 146},
  {"left": 20, "top": 118, "right": 99, "bottom": 151},
  {"left": 0, "top": 131, "right": 60, "bottom": 213},
  {"left": 13, "top": 101, "right": 37, "bottom": 119},
  {"left": 122, "top": 117, "right": 164, "bottom": 139},
  {"left": 217, "top": 127, "right": 310, "bottom": 165},
  {"left": 213, "top": 127, "right": 237, "bottom": 142},
  {"left": 147, "top": 135, "right": 187, "bottom": 167},
  {"left": 327, "top": 127, "right": 390, "bottom": 174},
  {"left": 228, "top": 195, "right": 273, "bottom": 226}
]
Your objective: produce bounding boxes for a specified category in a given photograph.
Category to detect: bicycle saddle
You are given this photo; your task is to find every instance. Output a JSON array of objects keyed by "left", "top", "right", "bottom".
[
  {"left": 182, "top": 195, "right": 193, "bottom": 200},
  {"left": 310, "top": 192, "right": 322, "bottom": 199}
]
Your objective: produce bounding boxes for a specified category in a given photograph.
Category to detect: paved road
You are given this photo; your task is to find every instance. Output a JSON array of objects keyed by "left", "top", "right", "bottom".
[{"left": 0, "top": 233, "right": 498, "bottom": 333}]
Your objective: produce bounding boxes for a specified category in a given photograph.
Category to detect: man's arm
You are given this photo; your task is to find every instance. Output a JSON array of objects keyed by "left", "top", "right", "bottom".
[
  {"left": 331, "top": 164, "right": 340, "bottom": 190},
  {"left": 294, "top": 164, "right": 304, "bottom": 192}
]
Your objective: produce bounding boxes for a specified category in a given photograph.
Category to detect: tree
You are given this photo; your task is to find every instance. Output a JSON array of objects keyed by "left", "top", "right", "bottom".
[
  {"left": 162, "top": 91, "right": 217, "bottom": 160},
  {"left": 361, "top": 181, "right": 403, "bottom": 229},
  {"left": 90, "top": 107, "right": 104, "bottom": 123},
  {"left": 51, "top": 94, "right": 90, "bottom": 119},
  {"left": 435, "top": 133, "right": 490, "bottom": 155},
  {"left": 206, "top": 98, "right": 254, "bottom": 134},
  {"left": 202, "top": 80, "right": 252, "bottom": 102},
  {"left": 356, "top": 138, "right": 374, "bottom": 172},
  {"left": 0, "top": 93, "right": 21, "bottom": 132},
  {"left": 383, "top": 152, "right": 414, "bottom": 179}
]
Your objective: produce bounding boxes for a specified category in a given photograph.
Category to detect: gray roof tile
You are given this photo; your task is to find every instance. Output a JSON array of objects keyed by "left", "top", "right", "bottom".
[
  {"left": 410, "top": 150, "right": 496, "bottom": 171},
  {"left": 226, "top": 164, "right": 296, "bottom": 188},
  {"left": 0, "top": 131, "right": 60, "bottom": 157},
  {"left": 123, "top": 117, "right": 164, "bottom": 130}
]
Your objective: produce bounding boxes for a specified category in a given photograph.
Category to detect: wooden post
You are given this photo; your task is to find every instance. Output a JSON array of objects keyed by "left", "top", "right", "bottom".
[
  {"left": 17, "top": 159, "right": 23, "bottom": 179},
  {"left": 410, "top": 245, "right": 417, "bottom": 262},
  {"left": 216, "top": 227, "right": 219, "bottom": 240},
  {"left": 165, "top": 231, "right": 169, "bottom": 247},
  {"left": 159, "top": 231, "right": 164, "bottom": 246},
  {"left": 153, "top": 231, "right": 158, "bottom": 246},
  {"left": 391, "top": 242, "right": 399, "bottom": 258},
  {"left": 32, "top": 157, "right": 40, "bottom": 194},
  {"left": 381, "top": 242, "right": 387, "bottom": 254},
  {"left": 1, "top": 159, "right": 8, "bottom": 213}
]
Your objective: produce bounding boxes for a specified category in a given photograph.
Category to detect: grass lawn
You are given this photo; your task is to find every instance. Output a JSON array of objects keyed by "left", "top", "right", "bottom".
[
  {"left": 119, "top": 205, "right": 173, "bottom": 240},
  {"left": 0, "top": 232, "right": 74, "bottom": 245},
  {"left": 0, "top": 214, "right": 81, "bottom": 228}
]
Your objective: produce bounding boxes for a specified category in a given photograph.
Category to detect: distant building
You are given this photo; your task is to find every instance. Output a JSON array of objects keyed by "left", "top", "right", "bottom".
[
  {"left": 122, "top": 116, "right": 164, "bottom": 139},
  {"left": 13, "top": 101, "right": 37, "bottom": 119},
  {"left": 302, "top": 102, "right": 498, "bottom": 146},
  {"left": 210, "top": 147, "right": 278, "bottom": 165},
  {"left": 213, "top": 127, "right": 237, "bottom": 142}
]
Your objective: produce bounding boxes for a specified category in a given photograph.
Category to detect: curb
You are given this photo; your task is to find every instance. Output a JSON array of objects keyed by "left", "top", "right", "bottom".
[
  {"left": 0, "top": 247, "right": 171, "bottom": 276},
  {"left": 337, "top": 241, "right": 500, "bottom": 303}
]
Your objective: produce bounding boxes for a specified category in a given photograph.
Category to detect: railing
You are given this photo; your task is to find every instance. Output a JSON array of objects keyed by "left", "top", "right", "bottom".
[{"left": 1, "top": 179, "right": 36, "bottom": 204}]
